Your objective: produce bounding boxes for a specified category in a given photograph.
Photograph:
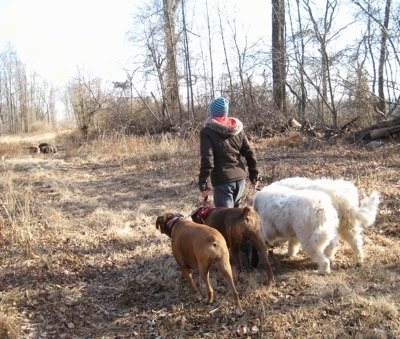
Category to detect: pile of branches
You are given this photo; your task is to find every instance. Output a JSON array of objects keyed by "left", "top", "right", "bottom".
[
  {"left": 248, "top": 116, "right": 400, "bottom": 143},
  {"left": 354, "top": 116, "right": 400, "bottom": 141}
]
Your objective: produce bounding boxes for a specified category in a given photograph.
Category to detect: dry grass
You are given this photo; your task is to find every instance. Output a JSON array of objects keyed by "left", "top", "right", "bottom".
[{"left": 0, "top": 130, "right": 399, "bottom": 338}]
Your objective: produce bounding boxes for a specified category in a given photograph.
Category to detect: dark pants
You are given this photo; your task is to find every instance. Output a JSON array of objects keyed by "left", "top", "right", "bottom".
[{"left": 213, "top": 179, "right": 245, "bottom": 208}]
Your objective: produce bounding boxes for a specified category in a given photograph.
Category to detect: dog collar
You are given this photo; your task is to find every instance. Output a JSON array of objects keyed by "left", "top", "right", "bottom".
[{"left": 165, "top": 214, "right": 184, "bottom": 236}]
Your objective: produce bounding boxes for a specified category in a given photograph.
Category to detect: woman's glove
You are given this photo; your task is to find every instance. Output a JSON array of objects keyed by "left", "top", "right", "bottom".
[
  {"left": 199, "top": 182, "right": 211, "bottom": 198},
  {"left": 250, "top": 174, "right": 261, "bottom": 190},
  {"left": 249, "top": 171, "right": 259, "bottom": 183}
]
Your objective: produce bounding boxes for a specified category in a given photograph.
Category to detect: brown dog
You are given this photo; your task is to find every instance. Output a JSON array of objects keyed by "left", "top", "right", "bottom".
[
  {"left": 192, "top": 206, "right": 274, "bottom": 286},
  {"left": 156, "top": 213, "right": 244, "bottom": 315}
]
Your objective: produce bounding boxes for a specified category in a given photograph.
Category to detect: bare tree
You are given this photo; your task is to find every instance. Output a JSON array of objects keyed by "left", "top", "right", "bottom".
[
  {"left": 67, "top": 68, "right": 108, "bottom": 133},
  {"left": 205, "top": 0, "right": 215, "bottom": 98},
  {"left": 300, "top": 0, "right": 356, "bottom": 128},
  {"left": 377, "top": 0, "right": 391, "bottom": 117},
  {"left": 1, "top": 49, "right": 19, "bottom": 133},
  {"left": 122, "top": 0, "right": 400, "bottom": 133},
  {"left": 163, "top": 0, "right": 182, "bottom": 114},
  {"left": 305, "top": 0, "right": 337, "bottom": 126},
  {"left": 0, "top": 45, "right": 56, "bottom": 134},
  {"left": 352, "top": 0, "right": 394, "bottom": 118},
  {"left": 217, "top": 6, "right": 234, "bottom": 97},
  {"left": 181, "top": 0, "right": 196, "bottom": 121},
  {"left": 287, "top": 0, "right": 307, "bottom": 120},
  {"left": 141, "top": 12, "right": 171, "bottom": 123},
  {"left": 129, "top": 1, "right": 184, "bottom": 125},
  {"left": 272, "top": 0, "right": 287, "bottom": 115}
]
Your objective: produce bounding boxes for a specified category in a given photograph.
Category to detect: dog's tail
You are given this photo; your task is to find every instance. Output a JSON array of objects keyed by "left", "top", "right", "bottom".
[{"left": 349, "top": 190, "right": 381, "bottom": 227}]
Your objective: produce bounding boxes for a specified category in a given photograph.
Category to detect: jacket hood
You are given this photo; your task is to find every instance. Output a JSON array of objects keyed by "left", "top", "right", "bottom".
[{"left": 204, "top": 117, "right": 243, "bottom": 136}]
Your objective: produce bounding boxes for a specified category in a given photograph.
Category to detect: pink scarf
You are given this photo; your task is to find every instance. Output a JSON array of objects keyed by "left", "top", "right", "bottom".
[{"left": 212, "top": 116, "right": 237, "bottom": 129}]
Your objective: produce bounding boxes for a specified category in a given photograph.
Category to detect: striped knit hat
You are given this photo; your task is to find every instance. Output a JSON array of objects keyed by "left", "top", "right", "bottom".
[{"left": 209, "top": 97, "right": 229, "bottom": 117}]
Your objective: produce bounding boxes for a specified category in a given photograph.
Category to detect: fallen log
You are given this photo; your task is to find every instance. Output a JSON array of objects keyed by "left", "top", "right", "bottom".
[
  {"left": 355, "top": 116, "right": 400, "bottom": 141},
  {"left": 369, "top": 125, "right": 400, "bottom": 139}
]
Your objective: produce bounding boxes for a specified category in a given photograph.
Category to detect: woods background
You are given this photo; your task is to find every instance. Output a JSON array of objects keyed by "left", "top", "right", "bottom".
[{"left": 0, "top": 0, "right": 399, "bottom": 137}]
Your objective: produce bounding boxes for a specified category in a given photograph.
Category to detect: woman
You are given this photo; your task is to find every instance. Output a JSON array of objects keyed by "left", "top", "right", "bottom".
[
  {"left": 198, "top": 96, "right": 259, "bottom": 206},
  {"left": 198, "top": 97, "right": 260, "bottom": 266}
]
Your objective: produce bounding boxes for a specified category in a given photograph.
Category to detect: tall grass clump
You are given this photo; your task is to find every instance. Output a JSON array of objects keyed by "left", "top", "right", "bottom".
[
  {"left": 0, "top": 172, "right": 35, "bottom": 249},
  {"left": 0, "top": 311, "right": 20, "bottom": 339},
  {"left": 58, "top": 131, "right": 200, "bottom": 168}
]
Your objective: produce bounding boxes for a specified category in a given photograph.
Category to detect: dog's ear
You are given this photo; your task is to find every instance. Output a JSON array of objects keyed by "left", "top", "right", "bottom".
[
  {"left": 243, "top": 206, "right": 251, "bottom": 219},
  {"left": 156, "top": 216, "right": 164, "bottom": 230}
]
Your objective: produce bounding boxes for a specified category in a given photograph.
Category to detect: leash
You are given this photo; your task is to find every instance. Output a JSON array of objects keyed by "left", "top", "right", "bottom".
[{"left": 189, "top": 192, "right": 214, "bottom": 221}]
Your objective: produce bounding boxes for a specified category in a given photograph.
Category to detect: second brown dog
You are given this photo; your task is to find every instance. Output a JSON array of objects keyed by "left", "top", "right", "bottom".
[
  {"left": 156, "top": 212, "right": 244, "bottom": 315},
  {"left": 192, "top": 206, "right": 274, "bottom": 286}
]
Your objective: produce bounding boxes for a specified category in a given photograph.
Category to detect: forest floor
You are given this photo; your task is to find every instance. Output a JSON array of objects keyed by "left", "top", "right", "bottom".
[{"left": 0, "top": 130, "right": 399, "bottom": 338}]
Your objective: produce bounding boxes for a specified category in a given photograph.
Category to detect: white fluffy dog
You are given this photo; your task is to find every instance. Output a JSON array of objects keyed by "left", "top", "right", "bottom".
[
  {"left": 253, "top": 184, "right": 339, "bottom": 274},
  {"left": 273, "top": 177, "right": 380, "bottom": 265}
]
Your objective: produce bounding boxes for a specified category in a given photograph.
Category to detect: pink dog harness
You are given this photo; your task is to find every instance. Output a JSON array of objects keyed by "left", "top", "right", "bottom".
[{"left": 192, "top": 206, "right": 214, "bottom": 223}]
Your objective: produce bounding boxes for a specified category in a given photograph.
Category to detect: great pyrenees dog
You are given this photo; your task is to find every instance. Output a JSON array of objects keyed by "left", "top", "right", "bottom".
[
  {"left": 253, "top": 184, "right": 339, "bottom": 274},
  {"left": 271, "top": 177, "right": 380, "bottom": 265}
]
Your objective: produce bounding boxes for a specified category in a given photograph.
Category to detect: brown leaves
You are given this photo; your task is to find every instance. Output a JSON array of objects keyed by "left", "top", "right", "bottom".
[{"left": 1, "top": 134, "right": 399, "bottom": 337}]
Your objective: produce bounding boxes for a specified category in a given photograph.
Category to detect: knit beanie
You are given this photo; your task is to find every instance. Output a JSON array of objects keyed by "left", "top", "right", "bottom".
[{"left": 209, "top": 97, "right": 229, "bottom": 117}]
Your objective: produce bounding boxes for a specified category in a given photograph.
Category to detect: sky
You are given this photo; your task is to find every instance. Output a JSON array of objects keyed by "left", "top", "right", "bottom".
[
  {"left": 0, "top": 0, "right": 137, "bottom": 86},
  {"left": 0, "top": 0, "right": 272, "bottom": 88}
]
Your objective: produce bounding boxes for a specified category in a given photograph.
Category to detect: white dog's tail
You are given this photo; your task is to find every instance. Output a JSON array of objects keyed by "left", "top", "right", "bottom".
[{"left": 349, "top": 190, "right": 381, "bottom": 227}]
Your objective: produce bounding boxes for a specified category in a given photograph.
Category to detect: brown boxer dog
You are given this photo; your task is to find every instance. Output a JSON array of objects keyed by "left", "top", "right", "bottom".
[
  {"left": 156, "top": 213, "right": 244, "bottom": 316},
  {"left": 192, "top": 206, "right": 274, "bottom": 286}
]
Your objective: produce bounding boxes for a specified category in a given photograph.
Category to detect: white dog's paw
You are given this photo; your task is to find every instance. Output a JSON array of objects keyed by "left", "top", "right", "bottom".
[
  {"left": 316, "top": 267, "right": 331, "bottom": 275},
  {"left": 355, "top": 255, "right": 364, "bottom": 266},
  {"left": 316, "top": 261, "right": 331, "bottom": 275},
  {"left": 316, "top": 269, "right": 330, "bottom": 275}
]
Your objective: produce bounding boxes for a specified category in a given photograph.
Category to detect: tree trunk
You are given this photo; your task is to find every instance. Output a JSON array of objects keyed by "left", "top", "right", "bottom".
[
  {"left": 377, "top": 0, "right": 391, "bottom": 116},
  {"left": 181, "top": 0, "right": 195, "bottom": 122},
  {"left": 162, "top": 0, "right": 181, "bottom": 114},
  {"left": 272, "top": 0, "right": 287, "bottom": 114},
  {"left": 218, "top": 8, "right": 233, "bottom": 97},
  {"left": 295, "top": 0, "right": 306, "bottom": 120},
  {"left": 205, "top": 0, "right": 215, "bottom": 98}
]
